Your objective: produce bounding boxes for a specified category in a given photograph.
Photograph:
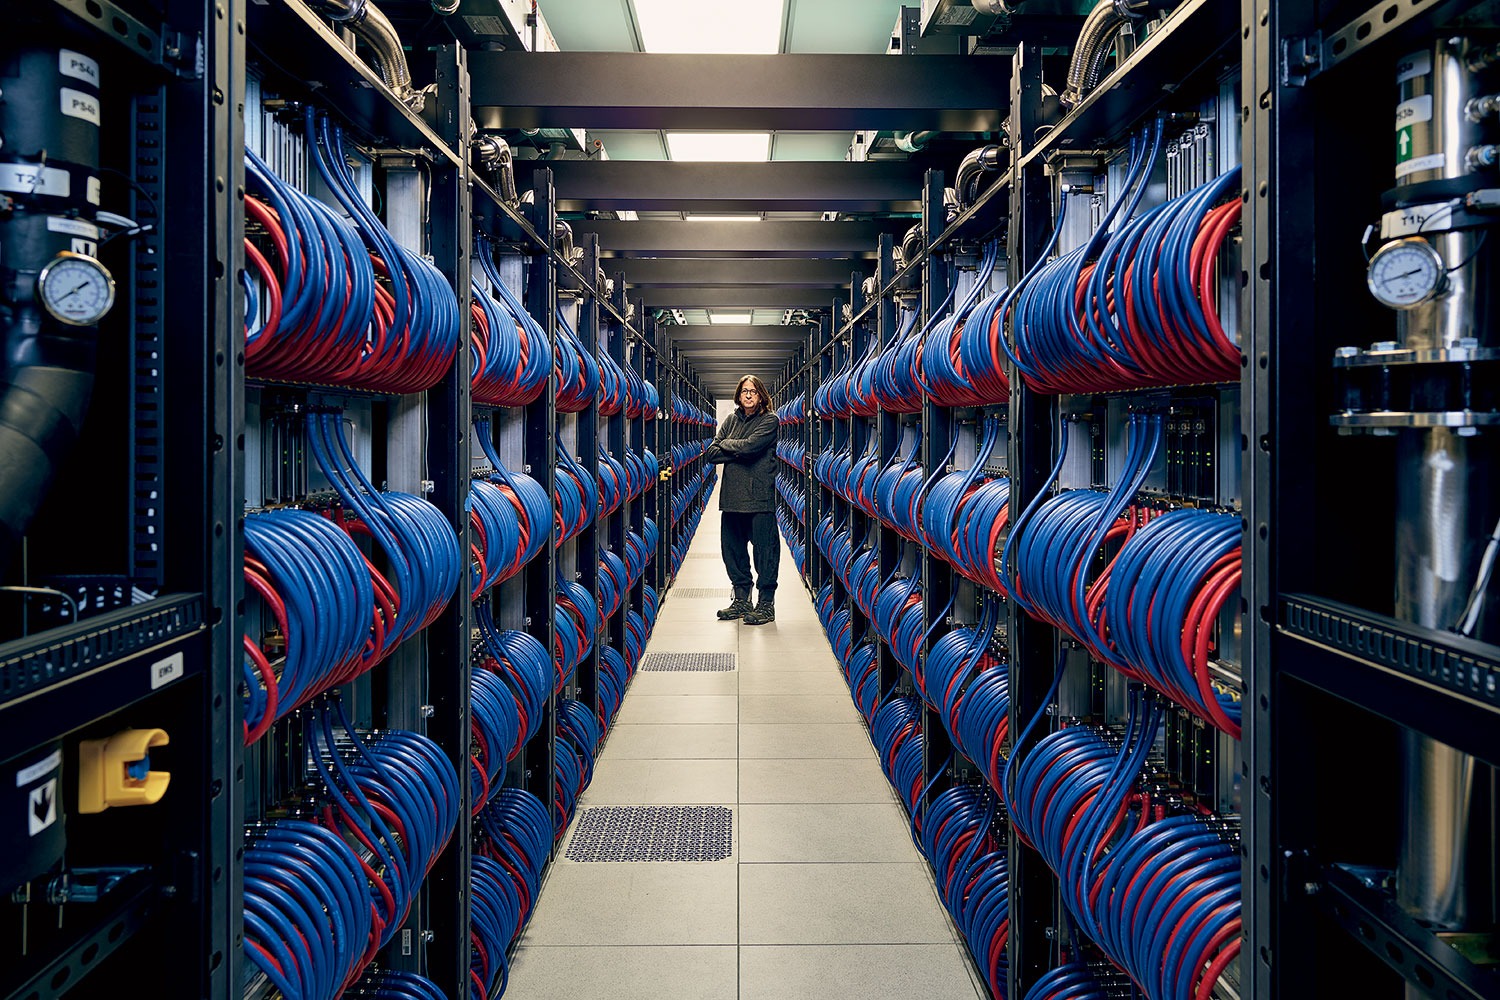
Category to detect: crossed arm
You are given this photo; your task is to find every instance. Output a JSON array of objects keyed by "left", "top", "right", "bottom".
[{"left": 705, "top": 413, "right": 777, "bottom": 464}]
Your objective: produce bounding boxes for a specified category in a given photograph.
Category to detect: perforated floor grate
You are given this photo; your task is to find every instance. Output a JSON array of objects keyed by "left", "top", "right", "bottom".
[
  {"left": 640, "top": 652, "right": 737, "bottom": 672},
  {"left": 565, "top": 806, "right": 733, "bottom": 862},
  {"left": 670, "top": 587, "right": 732, "bottom": 599}
]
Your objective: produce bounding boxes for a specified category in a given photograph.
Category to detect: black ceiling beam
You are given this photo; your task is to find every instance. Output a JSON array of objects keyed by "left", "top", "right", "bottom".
[
  {"left": 641, "top": 287, "right": 837, "bottom": 308},
  {"left": 468, "top": 53, "right": 1009, "bottom": 132},
  {"left": 582, "top": 220, "right": 914, "bottom": 259},
  {"left": 664, "top": 326, "right": 812, "bottom": 342},
  {"left": 617, "top": 259, "right": 870, "bottom": 287},
  {"left": 515, "top": 161, "right": 924, "bottom": 213}
]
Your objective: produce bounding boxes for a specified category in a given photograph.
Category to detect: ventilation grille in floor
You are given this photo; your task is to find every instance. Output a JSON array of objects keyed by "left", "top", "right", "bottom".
[
  {"left": 639, "top": 652, "right": 736, "bottom": 672},
  {"left": 565, "top": 806, "right": 733, "bottom": 862},
  {"left": 670, "top": 587, "right": 731, "bottom": 599}
]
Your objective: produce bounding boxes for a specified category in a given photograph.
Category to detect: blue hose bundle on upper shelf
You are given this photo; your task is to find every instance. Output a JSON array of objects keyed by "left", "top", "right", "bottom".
[
  {"left": 1007, "top": 120, "right": 1242, "bottom": 395},
  {"left": 554, "top": 308, "right": 601, "bottom": 413},
  {"left": 596, "top": 346, "right": 629, "bottom": 417},
  {"left": 775, "top": 391, "right": 805, "bottom": 424},
  {"left": 243, "top": 111, "right": 460, "bottom": 393}
]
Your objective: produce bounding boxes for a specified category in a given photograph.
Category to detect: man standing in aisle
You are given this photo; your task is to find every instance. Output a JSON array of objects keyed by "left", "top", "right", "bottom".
[{"left": 705, "top": 374, "right": 780, "bottom": 625}]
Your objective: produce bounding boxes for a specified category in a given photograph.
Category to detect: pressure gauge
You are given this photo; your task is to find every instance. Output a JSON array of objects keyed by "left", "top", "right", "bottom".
[
  {"left": 36, "top": 251, "right": 116, "bottom": 327},
  {"left": 1366, "top": 237, "right": 1446, "bottom": 310}
]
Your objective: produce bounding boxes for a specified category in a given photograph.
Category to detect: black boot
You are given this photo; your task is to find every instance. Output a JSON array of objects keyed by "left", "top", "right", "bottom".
[
  {"left": 742, "top": 599, "right": 776, "bottom": 626},
  {"left": 717, "top": 588, "right": 752, "bottom": 620}
]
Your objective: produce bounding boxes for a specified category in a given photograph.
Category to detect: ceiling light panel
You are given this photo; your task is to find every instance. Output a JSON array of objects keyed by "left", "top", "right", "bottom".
[
  {"left": 687, "top": 214, "right": 763, "bottom": 222},
  {"left": 710, "top": 313, "right": 753, "bottom": 324},
  {"left": 633, "top": 0, "right": 785, "bottom": 53},
  {"left": 666, "top": 132, "right": 771, "bottom": 161}
]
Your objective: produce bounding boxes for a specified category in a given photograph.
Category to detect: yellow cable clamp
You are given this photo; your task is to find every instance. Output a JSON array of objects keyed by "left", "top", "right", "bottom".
[{"left": 78, "top": 728, "right": 171, "bottom": 814}]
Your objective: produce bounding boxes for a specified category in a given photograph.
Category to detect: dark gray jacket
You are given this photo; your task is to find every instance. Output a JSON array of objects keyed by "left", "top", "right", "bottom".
[{"left": 705, "top": 409, "right": 780, "bottom": 512}]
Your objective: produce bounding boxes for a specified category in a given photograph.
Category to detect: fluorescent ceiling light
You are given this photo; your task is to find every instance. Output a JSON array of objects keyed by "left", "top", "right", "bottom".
[
  {"left": 710, "top": 313, "right": 753, "bottom": 325},
  {"left": 666, "top": 132, "right": 771, "bottom": 162},
  {"left": 688, "top": 214, "right": 762, "bottom": 222},
  {"left": 633, "top": 0, "right": 784, "bottom": 54}
]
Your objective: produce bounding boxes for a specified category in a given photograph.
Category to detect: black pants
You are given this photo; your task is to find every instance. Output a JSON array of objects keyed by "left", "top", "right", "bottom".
[{"left": 721, "top": 510, "right": 779, "bottom": 602}]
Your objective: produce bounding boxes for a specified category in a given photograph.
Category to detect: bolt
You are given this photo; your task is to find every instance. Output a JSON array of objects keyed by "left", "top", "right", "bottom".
[
  {"left": 420, "top": 704, "right": 435, "bottom": 718},
  {"left": 421, "top": 930, "right": 435, "bottom": 943},
  {"left": 1304, "top": 881, "right": 1321, "bottom": 895}
]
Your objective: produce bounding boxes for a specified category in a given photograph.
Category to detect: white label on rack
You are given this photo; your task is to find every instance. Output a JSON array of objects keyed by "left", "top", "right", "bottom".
[
  {"left": 47, "top": 217, "right": 100, "bottom": 239},
  {"left": 0, "top": 164, "right": 70, "bottom": 198},
  {"left": 61, "top": 88, "right": 101, "bottom": 126},
  {"left": 15, "top": 749, "right": 62, "bottom": 788},
  {"left": 86, "top": 175, "right": 101, "bottom": 205},
  {"left": 1396, "top": 153, "right": 1447, "bottom": 179},
  {"left": 1396, "top": 94, "right": 1433, "bottom": 129},
  {"left": 59, "top": 50, "right": 100, "bottom": 86},
  {"left": 1397, "top": 50, "right": 1431, "bottom": 84},
  {"left": 150, "top": 651, "right": 184, "bottom": 689},
  {"left": 1380, "top": 201, "right": 1459, "bottom": 239}
]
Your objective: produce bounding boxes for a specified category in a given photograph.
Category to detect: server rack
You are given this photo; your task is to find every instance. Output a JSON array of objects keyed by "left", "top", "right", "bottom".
[
  {"left": 1, "top": 0, "right": 239, "bottom": 994},
  {"left": 1249, "top": 3, "right": 1500, "bottom": 998}
]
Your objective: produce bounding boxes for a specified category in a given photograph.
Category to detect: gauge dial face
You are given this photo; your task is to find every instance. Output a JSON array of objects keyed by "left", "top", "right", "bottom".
[
  {"left": 36, "top": 251, "right": 116, "bottom": 326},
  {"left": 1366, "top": 237, "right": 1445, "bottom": 310}
]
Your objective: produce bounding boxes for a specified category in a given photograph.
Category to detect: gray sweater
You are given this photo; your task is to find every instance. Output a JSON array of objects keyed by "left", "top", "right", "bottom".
[{"left": 704, "top": 409, "right": 780, "bottom": 513}]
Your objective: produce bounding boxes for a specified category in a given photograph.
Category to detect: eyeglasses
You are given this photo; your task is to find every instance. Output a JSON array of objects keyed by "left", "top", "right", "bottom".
[{"left": 739, "top": 389, "right": 759, "bottom": 396}]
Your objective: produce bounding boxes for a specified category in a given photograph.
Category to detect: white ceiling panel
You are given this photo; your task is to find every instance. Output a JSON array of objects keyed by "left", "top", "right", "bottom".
[
  {"left": 588, "top": 130, "right": 667, "bottom": 160},
  {"left": 541, "top": 0, "right": 908, "bottom": 54},
  {"left": 771, "top": 132, "right": 855, "bottom": 161},
  {"left": 536, "top": 0, "right": 638, "bottom": 51},
  {"left": 785, "top": 0, "right": 906, "bottom": 53}
]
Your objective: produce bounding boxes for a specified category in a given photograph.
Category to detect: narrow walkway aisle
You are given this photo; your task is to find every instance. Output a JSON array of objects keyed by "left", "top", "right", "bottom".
[{"left": 507, "top": 487, "right": 986, "bottom": 1000}]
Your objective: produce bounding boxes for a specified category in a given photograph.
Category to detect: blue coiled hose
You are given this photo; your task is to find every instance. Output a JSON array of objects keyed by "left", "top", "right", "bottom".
[
  {"left": 308, "top": 111, "right": 458, "bottom": 393},
  {"left": 243, "top": 508, "right": 372, "bottom": 737},
  {"left": 870, "top": 696, "right": 925, "bottom": 817},
  {"left": 554, "top": 436, "right": 599, "bottom": 542},
  {"left": 473, "top": 787, "right": 551, "bottom": 998},
  {"left": 472, "top": 415, "right": 551, "bottom": 590},
  {"left": 473, "top": 233, "right": 552, "bottom": 406},
  {"left": 307, "top": 411, "right": 462, "bottom": 657},
  {"left": 470, "top": 665, "right": 521, "bottom": 810},
  {"left": 244, "top": 818, "right": 373, "bottom": 1000},
  {"left": 475, "top": 602, "right": 551, "bottom": 750}
]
